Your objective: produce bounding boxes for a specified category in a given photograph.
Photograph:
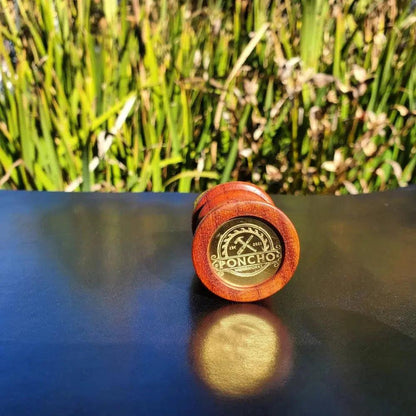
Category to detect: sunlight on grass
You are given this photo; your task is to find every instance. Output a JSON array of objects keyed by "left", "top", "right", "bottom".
[{"left": 0, "top": 0, "right": 415, "bottom": 193}]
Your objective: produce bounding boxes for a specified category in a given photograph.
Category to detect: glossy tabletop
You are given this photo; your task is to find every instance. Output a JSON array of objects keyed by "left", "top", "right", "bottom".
[{"left": 0, "top": 188, "right": 415, "bottom": 415}]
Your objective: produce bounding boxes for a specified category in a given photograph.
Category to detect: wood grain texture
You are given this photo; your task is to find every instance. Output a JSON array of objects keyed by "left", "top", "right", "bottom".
[
  {"left": 192, "top": 183, "right": 300, "bottom": 302},
  {"left": 192, "top": 182, "right": 273, "bottom": 233}
]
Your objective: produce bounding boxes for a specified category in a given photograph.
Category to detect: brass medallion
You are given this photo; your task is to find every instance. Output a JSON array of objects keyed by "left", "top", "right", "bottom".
[{"left": 209, "top": 217, "right": 283, "bottom": 286}]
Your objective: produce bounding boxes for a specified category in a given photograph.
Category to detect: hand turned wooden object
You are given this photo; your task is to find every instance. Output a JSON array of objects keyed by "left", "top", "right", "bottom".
[{"left": 192, "top": 182, "right": 300, "bottom": 302}]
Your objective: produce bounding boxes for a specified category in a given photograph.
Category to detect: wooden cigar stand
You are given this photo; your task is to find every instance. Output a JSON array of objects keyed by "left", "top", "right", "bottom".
[{"left": 192, "top": 182, "right": 300, "bottom": 302}]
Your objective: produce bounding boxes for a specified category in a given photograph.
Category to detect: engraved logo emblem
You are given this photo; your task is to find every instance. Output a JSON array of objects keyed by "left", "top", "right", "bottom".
[{"left": 209, "top": 217, "right": 283, "bottom": 286}]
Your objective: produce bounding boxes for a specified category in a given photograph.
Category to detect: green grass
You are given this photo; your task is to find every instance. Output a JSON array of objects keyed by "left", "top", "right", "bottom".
[{"left": 0, "top": 0, "right": 415, "bottom": 193}]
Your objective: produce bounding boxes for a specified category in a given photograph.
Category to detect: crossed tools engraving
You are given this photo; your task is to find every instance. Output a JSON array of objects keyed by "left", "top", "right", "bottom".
[{"left": 235, "top": 235, "right": 257, "bottom": 255}]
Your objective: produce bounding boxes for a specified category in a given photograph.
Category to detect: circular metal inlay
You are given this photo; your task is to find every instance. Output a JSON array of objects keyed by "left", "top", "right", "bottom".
[{"left": 209, "top": 217, "right": 283, "bottom": 287}]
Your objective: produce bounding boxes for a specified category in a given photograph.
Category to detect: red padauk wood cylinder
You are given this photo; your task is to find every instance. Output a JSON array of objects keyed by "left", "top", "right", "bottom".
[{"left": 192, "top": 182, "right": 300, "bottom": 302}]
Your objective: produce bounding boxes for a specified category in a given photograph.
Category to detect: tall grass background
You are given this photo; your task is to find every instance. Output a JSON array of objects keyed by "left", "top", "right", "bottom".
[{"left": 0, "top": 0, "right": 415, "bottom": 193}]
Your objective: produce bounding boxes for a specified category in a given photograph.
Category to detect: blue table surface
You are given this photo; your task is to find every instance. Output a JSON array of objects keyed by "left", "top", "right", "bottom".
[{"left": 0, "top": 188, "right": 415, "bottom": 415}]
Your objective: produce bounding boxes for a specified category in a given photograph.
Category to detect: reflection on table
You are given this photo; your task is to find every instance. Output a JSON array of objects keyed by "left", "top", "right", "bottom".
[{"left": 189, "top": 303, "right": 292, "bottom": 398}]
